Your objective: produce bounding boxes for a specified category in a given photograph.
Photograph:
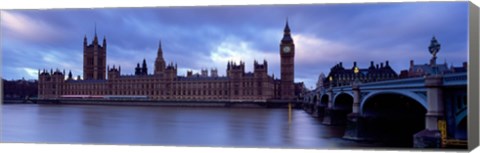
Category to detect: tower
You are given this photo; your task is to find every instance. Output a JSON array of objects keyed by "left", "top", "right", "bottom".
[
  {"left": 201, "top": 69, "right": 208, "bottom": 77},
  {"left": 154, "top": 40, "right": 166, "bottom": 75},
  {"left": 135, "top": 63, "right": 141, "bottom": 75},
  {"left": 108, "top": 65, "right": 121, "bottom": 79},
  {"left": 211, "top": 68, "right": 218, "bottom": 77},
  {"left": 67, "top": 70, "right": 73, "bottom": 80},
  {"left": 142, "top": 58, "right": 148, "bottom": 75},
  {"left": 279, "top": 20, "right": 295, "bottom": 100},
  {"left": 83, "top": 25, "right": 107, "bottom": 80}
]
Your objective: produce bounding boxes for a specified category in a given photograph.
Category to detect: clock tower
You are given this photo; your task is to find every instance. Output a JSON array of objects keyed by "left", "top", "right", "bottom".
[{"left": 280, "top": 20, "right": 295, "bottom": 100}]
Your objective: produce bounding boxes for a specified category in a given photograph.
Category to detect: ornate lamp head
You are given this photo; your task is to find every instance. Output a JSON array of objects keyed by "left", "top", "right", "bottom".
[
  {"left": 428, "top": 36, "right": 441, "bottom": 74},
  {"left": 354, "top": 67, "right": 359, "bottom": 74},
  {"left": 428, "top": 36, "right": 441, "bottom": 58}
]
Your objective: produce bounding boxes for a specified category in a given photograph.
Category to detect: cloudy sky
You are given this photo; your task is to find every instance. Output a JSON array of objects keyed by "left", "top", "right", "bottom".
[{"left": 1, "top": 2, "right": 468, "bottom": 89}]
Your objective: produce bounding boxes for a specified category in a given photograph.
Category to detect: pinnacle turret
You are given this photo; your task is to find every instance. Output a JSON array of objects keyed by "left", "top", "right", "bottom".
[{"left": 103, "top": 36, "right": 107, "bottom": 48}]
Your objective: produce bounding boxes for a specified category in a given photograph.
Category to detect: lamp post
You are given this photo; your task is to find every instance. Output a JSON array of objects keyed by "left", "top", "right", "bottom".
[
  {"left": 354, "top": 66, "right": 360, "bottom": 84},
  {"left": 352, "top": 66, "right": 361, "bottom": 114},
  {"left": 343, "top": 65, "right": 363, "bottom": 140},
  {"left": 413, "top": 36, "right": 445, "bottom": 148},
  {"left": 329, "top": 76, "right": 333, "bottom": 88},
  {"left": 429, "top": 36, "right": 441, "bottom": 75},
  {"left": 323, "top": 76, "right": 334, "bottom": 125}
]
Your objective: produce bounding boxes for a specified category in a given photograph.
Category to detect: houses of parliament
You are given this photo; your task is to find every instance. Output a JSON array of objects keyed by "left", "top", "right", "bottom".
[{"left": 38, "top": 22, "right": 301, "bottom": 101}]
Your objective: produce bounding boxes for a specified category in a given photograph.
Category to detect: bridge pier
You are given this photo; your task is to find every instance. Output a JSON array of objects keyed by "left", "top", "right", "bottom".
[
  {"left": 322, "top": 108, "right": 350, "bottom": 125},
  {"left": 414, "top": 75, "right": 444, "bottom": 148},
  {"left": 315, "top": 104, "right": 326, "bottom": 120},
  {"left": 343, "top": 82, "right": 369, "bottom": 140},
  {"left": 302, "top": 102, "right": 308, "bottom": 112},
  {"left": 312, "top": 104, "right": 319, "bottom": 117},
  {"left": 309, "top": 103, "right": 315, "bottom": 114},
  {"left": 343, "top": 113, "right": 377, "bottom": 141},
  {"left": 322, "top": 87, "right": 336, "bottom": 125},
  {"left": 304, "top": 103, "right": 313, "bottom": 114},
  {"left": 322, "top": 109, "right": 332, "bottom": 125}
]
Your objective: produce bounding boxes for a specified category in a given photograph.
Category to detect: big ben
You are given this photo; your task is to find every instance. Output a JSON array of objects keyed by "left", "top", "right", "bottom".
[{"left": 280, "top": 21, "right": 295, "bottom": 100}]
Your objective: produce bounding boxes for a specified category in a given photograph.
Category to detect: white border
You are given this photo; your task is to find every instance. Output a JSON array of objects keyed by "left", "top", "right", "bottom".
[
  {"left": 0, "top": 0, "right": 468, "bottom": 9},
  {"left": 1, "top": 0, "right": 478, "bottom": 153}
]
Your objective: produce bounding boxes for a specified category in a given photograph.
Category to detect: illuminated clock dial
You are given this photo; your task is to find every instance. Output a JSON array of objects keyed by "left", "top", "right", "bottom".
[{"left": 283, "top": 46, "right": 291, "bottom": 53}]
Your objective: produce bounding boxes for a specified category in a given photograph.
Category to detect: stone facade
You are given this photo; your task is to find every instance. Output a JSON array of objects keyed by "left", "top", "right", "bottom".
[
  {"left": 398, "top": 60, "right": 467, "bottom": 78},
  {"left": 83, "top": 31, "right": 107, "bottom": 80},
  {"left": 323, "top": 61, "right": 399, "bottom": 87},
  {"left": 3, "top": 78, "right": 38, "bottom": 99},
  {"left": 38, "top": 22, "right": 297, "bottom": 101}
]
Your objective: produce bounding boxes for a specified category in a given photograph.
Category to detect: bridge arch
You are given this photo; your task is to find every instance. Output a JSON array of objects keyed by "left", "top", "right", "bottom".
[
  {"left": 320, "top": 94, "right": 329, "bottom": 106},
  {"left": 452, "top": 91, "right": 467, "bottom": 140},
  {"left": 455, "top": 116, "right": 467, "bottom": 140},
  {"left": 456, "top": 108, "right": 467, "bottom": 127},
  {"left": 360, "top": 90, "right": 427, "bottom": 115},
  {"left": 359, "top": 90, "right": 427, "bottom": 146},
  {"left": 332, "top": 92, "right": 354, "bottom": 107},
  {"left": 330, "top": 92, "right": 354, "bottom": 125},
  {"left": 312, "top": 94, "right": 318, "bottom": 104},
  {"left": 333, "top": 93, "right": 354, "bottom": 110}
]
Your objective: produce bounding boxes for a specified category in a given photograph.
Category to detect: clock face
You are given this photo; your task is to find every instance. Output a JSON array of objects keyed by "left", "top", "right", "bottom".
[{"left": 283, "top": 46, "right": 291, "bottom": 53}]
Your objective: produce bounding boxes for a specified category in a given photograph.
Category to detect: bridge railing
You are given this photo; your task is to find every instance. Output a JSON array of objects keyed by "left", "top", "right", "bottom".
[
  {"left": 443, "top": 72, "right": 467, "bottom": 86},
  {"left": 327, "top": 76, "right": 426, "bottom": 92},
  {"left": 305, "top": 72, "right": 467, "bottom": 98},
  {"left": 357, "top": 72, "right": 467, "bottom": 88},
  {"left": 360, "top": 77, "right": 424, "bottom": 88}
]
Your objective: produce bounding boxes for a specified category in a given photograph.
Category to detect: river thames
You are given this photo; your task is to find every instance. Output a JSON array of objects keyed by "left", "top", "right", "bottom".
[{"left": 2, "top": 104, "right": 390, "bottom": 149}]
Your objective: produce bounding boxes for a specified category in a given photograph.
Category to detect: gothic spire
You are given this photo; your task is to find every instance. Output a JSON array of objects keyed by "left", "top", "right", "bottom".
[
  {"left": 68, "top": 70, "right": 72, "bottom": 79},
  {"left": 157, "top": 39, "right": 163, "bottom": 57},
  {"left": 93, "top": 23, "right": 98, "bottom": 43},
  {"left": 135, "top": 63, "right": 141, "bottom": 75},
  {"left": 103, "top": 36, "right": 107, "bottom": 48},
  {"left": 159, "top": 39, "right": 162, "bottom": 49},
  {"left": 84, "top": 34, "right": 87, "bottom": 46},
  {"left": 281, "top": 19, "right": 293, "bottom": 43},
  {"left": 95, "top": 22, "right": 97, "bottom": 37},
  {"left": 284, "top": 18, "right": 290, "bottom": 33},
  {"left": 142, "top": 58, "right": 148, "bottom": 75}
]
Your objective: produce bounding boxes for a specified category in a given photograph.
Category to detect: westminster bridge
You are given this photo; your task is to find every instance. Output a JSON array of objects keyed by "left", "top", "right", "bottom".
[{"left": 302, "top": 72, "right": 467, "bottom": 148}]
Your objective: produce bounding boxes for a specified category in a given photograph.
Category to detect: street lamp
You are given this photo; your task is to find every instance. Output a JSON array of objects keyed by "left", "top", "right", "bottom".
[
  {"left": 429, "top": 36, "right": 441, "bottom": 75},
  {"left": 354, "top": 66, "right": 360, "bottom": 84},
  {"left": 329, "top": 76, "right": 333, "bottom": 88}
]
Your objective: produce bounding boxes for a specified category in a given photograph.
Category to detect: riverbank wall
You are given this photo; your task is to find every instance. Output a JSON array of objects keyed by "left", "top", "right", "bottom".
[{"left": 20, "top": 99, "right": 303, "bottom": 109}]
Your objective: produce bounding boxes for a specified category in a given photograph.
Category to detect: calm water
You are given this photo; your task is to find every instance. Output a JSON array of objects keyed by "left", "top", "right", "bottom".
[{"left": 1, "top": 104, "right": 383, "bottom": 149}]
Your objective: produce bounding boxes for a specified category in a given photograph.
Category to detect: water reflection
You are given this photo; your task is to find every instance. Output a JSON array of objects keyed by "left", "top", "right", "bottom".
[{"left": 2, "top": 104, "right": 382, "bottom": 148}]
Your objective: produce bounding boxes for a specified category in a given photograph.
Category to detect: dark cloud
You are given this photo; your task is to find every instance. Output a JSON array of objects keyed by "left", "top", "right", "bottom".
[{"left": 1, "top": 2, "right": 468, "bottom": 89}]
